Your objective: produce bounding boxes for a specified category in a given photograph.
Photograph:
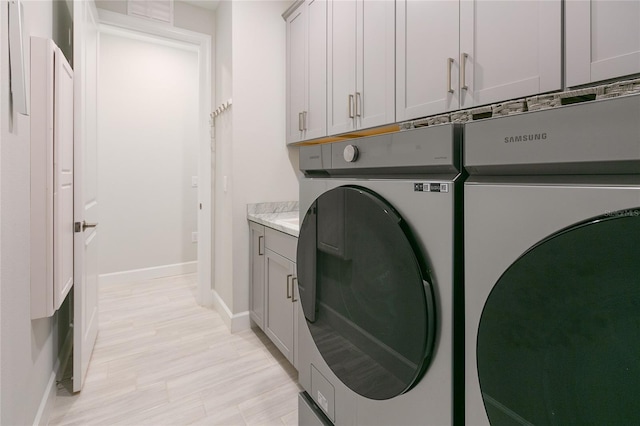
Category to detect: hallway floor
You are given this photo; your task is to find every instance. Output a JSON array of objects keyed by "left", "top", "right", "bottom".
[{"left": 50, "top": 273, "right": 300, "bottom": 425}]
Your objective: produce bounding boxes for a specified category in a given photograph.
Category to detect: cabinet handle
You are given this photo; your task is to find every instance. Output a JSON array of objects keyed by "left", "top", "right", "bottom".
[
  {"left": 258, "top": 235, "right": 264, "bottom": 256},
  {"left": 286, "top": 274, "right": 293, "bottom": 299},
  {"left": 460, "top": 52, "right": 468, "bottom": 91},
  {"left": 298, "top": 112, "right": 303, "bottom": 132},
  {"left": 303, "top": 111, "right": 308, "bottom": 131},
  {"left": 292, "top": 277, "right": 298, "bottom": 303},
  {"left": 348, "top": 94, "right": 355, "bottom": 118},
  {"left": 447, "top": 58, "right": 454, "bottom": 94},
  {"left": 355, "top": 92, "right": 362, "bottom": 117}
]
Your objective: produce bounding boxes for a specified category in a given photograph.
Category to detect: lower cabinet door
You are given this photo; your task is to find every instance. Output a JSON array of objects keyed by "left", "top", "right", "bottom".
[
  {"left": 249, "top": 222, "right": 265, "bottom": 329},
  {"left": 265, "top": 249, "right": 295, "bottom": 363}
]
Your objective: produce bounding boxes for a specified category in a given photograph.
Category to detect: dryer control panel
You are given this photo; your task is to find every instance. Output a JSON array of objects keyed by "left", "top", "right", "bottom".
[{"left": 300, "top": 125, "right": 462, "bottom": 176}]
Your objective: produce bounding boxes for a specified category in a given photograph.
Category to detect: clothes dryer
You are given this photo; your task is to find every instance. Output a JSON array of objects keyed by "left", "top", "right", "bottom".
[
  {"left": 297, "top": 125, "right": 464, "bottom": 425},
  {"left": 464, "top": 94, "right": 640, "bottom": 425}
]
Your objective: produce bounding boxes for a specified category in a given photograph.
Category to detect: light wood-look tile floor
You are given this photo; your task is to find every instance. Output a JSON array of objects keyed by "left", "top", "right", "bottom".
[{"left": 50, "top": 273, "right": 301, "bottom": 426}]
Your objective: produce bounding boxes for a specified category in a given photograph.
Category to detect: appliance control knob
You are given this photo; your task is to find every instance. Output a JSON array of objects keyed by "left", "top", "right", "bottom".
[{"left": 343, "top": 145, "right": 359, "bottom": 163}]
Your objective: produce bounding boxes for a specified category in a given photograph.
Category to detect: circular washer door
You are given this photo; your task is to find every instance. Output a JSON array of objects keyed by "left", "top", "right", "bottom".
[
  {"left": 477, "top": 209, "right": 640, "bottom": 425},
  {"left": 297, "top": 185, "right": 436, "bottom": 401}
]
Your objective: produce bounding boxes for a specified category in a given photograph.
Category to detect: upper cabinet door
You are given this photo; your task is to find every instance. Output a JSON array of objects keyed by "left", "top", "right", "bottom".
[
  {"left": 305, "top": 0, "right": 328, "bottom": 141},
  {"left": 397, "top": 0, "right": 460, "bottom": 121},
  {"left": 566, "top": 0, "right": 640, "bottom": 87},
  {"left": 460, "top": 0, "right": 561, "bottom": 109},
  {"left": 327, "top": 0, "right": 357, "bottom": 135},
  {"left": 357, "top": 0, "right": 395, "bottom": 130},
  {"left": 285, "top": 0, "right": 327, "bottom": 145},
  {"left": 328, "top": 0, "right": 395, "bottom": 135},
  {"left": 286, "top": 7, "right": 306, "bottom": 144}
]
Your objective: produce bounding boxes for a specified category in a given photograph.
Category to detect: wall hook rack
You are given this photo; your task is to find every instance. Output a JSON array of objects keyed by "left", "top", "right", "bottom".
[{"left": 211, "top": 98, "right": 232, "bottom": 119}]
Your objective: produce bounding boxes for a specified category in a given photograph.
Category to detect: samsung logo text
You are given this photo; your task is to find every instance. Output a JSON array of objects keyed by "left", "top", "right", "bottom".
[{"left": 504, "top": 133, "right": 548, "bottom": 143}]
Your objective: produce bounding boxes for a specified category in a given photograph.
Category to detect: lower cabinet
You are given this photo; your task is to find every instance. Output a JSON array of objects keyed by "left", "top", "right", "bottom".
[
  {"left": 265, "top": 249, "right": 297, "bottom": 366},
  {"left": 249, "top": 222, "right": 265, "bottom": 328},
  {"left": 249, "top": 222, "right": 298, "bottom": 369}
]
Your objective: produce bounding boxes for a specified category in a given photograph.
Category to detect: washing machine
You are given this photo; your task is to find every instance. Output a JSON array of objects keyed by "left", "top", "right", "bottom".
[
  {"left": 296, "top": 125, "right": 464, "bottom": 425},
  {"left": 464, "top": 94, "right": 640, "bottom": 425}
]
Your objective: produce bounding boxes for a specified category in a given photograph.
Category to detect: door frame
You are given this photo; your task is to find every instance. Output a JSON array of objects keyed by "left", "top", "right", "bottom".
[{"left": 96, "top": 9, "right": 213, "bottom": 305}]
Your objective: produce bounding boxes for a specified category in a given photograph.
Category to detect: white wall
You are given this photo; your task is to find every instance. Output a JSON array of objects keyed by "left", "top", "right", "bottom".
[
  {"left": 95, "top": 1, "right": 216, "bottom": 116},
  {"left": 98, "top": 32, "right": 200, "bottom": 276},
  {"left": 214, "top": 0, "right": 233, "bottom": 306},
  {"left": 213, "top": 0, "right": 301, "bottom": 322},
  {"left": 1, "top": 1, "right": 62, "bottom": 424}
]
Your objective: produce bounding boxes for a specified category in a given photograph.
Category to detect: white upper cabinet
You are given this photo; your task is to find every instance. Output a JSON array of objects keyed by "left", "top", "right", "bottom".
[
  {"left": 397, "top": 0, "right": 460, "bottom": 121},
  {"left": 357, "top": 0, "right": 395, "bottom": 130},
  {"left": 286, "top": 5, "right": 307, "bottom": 144},
  {"left": 328, "top": 0, "right": 357, "bottom": 134},
  {"left": 460, "top": 0, "right": 562, "bottom": 108},
  {"left": 286, "top": 0, "right": 327, "bottom": 144},
  {"left": 566, "top": 0, "right": 640, "bottom": 87},
  {"left": 328, "top": 0, "right": 394, "bottom": 135},
  {"left": 306, "top": 0, "right": 328, "bottom": 140},
  {"left": 397, "top": 0, "right": 561, "bottom": 121}
]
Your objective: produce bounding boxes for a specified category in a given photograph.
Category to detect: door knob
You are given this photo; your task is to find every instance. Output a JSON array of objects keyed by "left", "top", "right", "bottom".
[{"left": 74, "top": 221, "right": 99, "bottom": 233}]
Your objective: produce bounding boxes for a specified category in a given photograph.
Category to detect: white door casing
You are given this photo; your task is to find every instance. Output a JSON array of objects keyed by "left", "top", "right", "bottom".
[{"left": 73, "top": 0, "right": 100, "bottom": 393}]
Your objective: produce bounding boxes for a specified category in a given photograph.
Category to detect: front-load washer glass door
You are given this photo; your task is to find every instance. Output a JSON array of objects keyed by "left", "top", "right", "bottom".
[
  {"left": 297, "top": 185, "right": 436, "bottom": 401},
  {"left": 477, "top": 209, "right": 640, "bottom": 425}
]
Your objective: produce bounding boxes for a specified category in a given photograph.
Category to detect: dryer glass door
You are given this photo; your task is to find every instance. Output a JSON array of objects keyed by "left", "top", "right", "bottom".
[
  {"left": 477, "top": 209, "right": 640, "bottom": 425},
  {"left": 297, "top": 186, "right": 436, "bottom": 401}
]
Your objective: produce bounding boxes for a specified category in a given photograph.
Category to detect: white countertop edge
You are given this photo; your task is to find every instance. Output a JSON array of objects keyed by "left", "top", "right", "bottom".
[{"left": 248, "top": 211, "right": 299, "bottom": 238}]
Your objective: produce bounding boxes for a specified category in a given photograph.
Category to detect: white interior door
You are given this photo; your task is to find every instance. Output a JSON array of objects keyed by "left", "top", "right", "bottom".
[
  {"left": 73, "top": 0, "right": 100, "bottom": 393},
  {"left": 54, "top": 47, "right": 75, "bottom": 311}
]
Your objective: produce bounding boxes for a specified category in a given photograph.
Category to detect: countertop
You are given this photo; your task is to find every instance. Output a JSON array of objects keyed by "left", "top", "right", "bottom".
[{"left": 247, "top": 201, "right": 299, "bottom": 238}]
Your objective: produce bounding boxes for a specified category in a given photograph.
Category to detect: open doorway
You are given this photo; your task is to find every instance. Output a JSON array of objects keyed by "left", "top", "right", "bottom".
[
  {"left": 97, "top": 28, "right": 200, "bottom": 283},
  {"left": 95, "top": 11, "right": 212, "bottom": 305}
]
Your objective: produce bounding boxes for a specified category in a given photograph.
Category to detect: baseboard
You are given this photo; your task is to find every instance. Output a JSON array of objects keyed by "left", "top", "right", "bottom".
[
  {"left": 33, "top": 324, "right": 74, "bottom": 425},
  {"left": 32, "top": 371, "right": 57, "bottom": 426},
  {"left": 99, "top": 261, "right": 197, "bottom": 285},
  {"left": 211, "top": 289, "right": 251, "bottom": 333}
]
